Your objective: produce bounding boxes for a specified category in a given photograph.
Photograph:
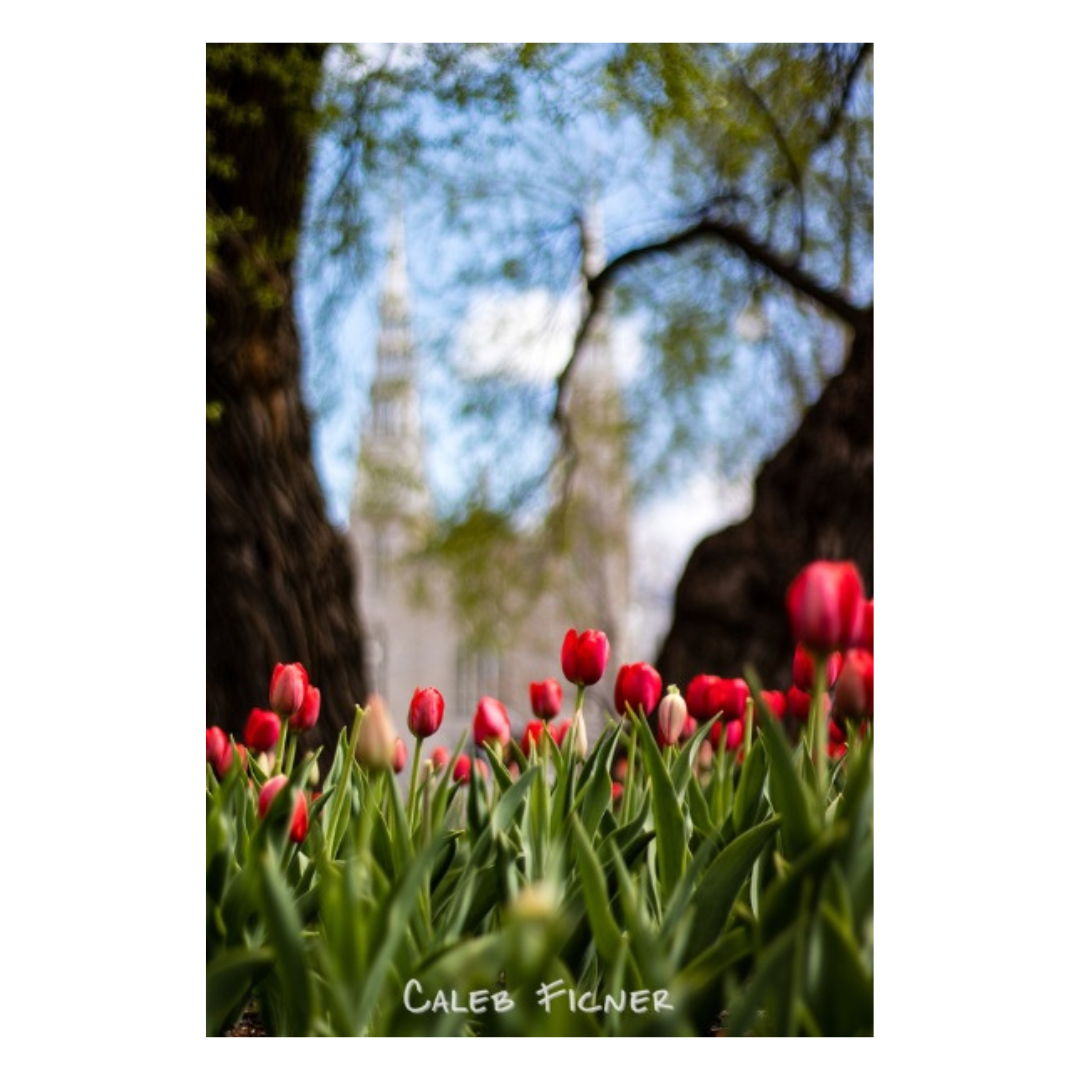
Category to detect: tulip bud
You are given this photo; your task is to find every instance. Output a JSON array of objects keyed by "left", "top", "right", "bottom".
[
  {"left": 786, "top": 560, "right": 865, "bottom": 653},
  {"left": 569, "top": 704, "right": 588, "bottom": 759},
  {"left": 656, "top": 685, "right": 687, "bottom": 747},
  {"left": 832, "top": 649, "right": 874, "bottom": 720},
  {"left": 792, "top": 644, "right": 841, "bottom": 691},
  {"left": 290, "top": 685, "right": 320, "bottom": 732},
  {"left": 392, "top": 737, "right": 408, "bottom": 774},
  {"left": 529, "top": 678, "right": 562, "bottom": 720},
  {"left": 786, "top": 685, "right": 827, "bottom": 723},
  {"left": 431, "top": 746, "right": 450, "bottom": 772},
  {"left": 473, "top": 696, "right": 511, "bottom": 748},
  {"left": 257, "top": 775, "right": 308, "bottom": 843},
  {"left": 560, "top": 628, "right": 610, "bottom": 687},
  {"left": 269, "top": 662, "right": 309, "bottom": 719},
  {"left": 408, "top": 686, "right": 445, "bottom": 739},
  {"left": 355, "top": 694, "right": 397, "bottom": 770},
  {"left": 612, "top": 757, "right": 628, "bottom": 782},
  {"left": 707, "top": 720, "right": 723, "bottom": 751},
  {"left": 612, "top": 781, "right": 624, "bottom": 802},
  {"left": 244, "top": 708, "right": 281, "bottom": 755},
  {"left": 759, "top": 690, "right": 787, "bottom": 721},
  {"left": 614, "top": 662, "right": 663, "bottom": 718}
]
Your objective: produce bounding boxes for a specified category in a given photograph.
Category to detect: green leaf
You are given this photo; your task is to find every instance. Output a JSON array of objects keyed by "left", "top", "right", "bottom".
[
  {"left": 577, "top": 725, "right": 619, "bottom": 840},
  {"left": 353, "top": 838, "right": 444, "bottom": 1034},
  {"left": 570, "top": 814, "right": 624, "bottom": 967},
  {"left": 683, "top": 817, "right": 782, "bottom": 959},
  {"left": 759, "top": 715, "right": 819, "bottom": 857},
  {"left": 631, "top": 709, "right": 687, "bottom": 904},
  {"left": 256, "top": 849, "right": 312, "bottom": 1035},
  {"left": 670, "top": 717, "right": 713, "bottom": 796},
  {"left": 732, "top": 733, "right": 768, "bottom": 834}
]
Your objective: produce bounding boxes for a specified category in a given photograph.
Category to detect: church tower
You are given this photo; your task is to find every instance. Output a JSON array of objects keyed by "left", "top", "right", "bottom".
[{"left": 351, "top": 208, "right": 444, "bottom": 710}]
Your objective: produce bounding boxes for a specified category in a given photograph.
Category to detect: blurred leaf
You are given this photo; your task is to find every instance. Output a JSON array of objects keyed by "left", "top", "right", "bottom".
[
  {"left": 205, "top": 947, "right": 274, "bottom": 1036},
  {"left": 256, "top": 849, "right": 312, "bottom": 1035}
]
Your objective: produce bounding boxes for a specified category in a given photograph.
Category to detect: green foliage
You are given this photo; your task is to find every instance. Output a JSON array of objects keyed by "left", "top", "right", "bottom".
[{"left": 206, "top": 704, "right": 872, "bottom": 1035}]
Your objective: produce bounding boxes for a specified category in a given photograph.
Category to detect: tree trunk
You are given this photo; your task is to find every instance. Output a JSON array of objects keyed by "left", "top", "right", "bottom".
[
  {"left": 207, "top": 44, "right": 367, "bottom": 756},
  {"left": 657, "top": 326, "right": 873, "bottom": 691}
]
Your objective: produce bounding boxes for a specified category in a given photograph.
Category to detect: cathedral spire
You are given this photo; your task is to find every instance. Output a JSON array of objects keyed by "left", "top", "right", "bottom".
[{"left": 354, "top": 208, "right": 429, "bottom": 524}]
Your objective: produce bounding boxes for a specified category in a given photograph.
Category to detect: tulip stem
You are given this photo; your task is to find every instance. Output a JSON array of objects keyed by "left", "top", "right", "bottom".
[
  {"left": 743, "top": 698, "right": 754, "bottom": 761},
  {"left": 407, "top": 733, "right": 424, "bottom": 832},
  {"left": 272, "top": 718, "right": 288, "bottom": 777},
  {"left": 283, "top": 731, "right": 297, "bottom": 777}
]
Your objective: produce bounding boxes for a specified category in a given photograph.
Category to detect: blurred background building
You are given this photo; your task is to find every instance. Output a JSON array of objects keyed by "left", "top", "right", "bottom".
[{"left": 350, "top": 208, "right": 632, "bottom": 752}]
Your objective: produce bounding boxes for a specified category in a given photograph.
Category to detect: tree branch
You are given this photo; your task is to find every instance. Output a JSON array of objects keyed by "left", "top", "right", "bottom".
[
  {"left": 731, "top": 64, "right": 806, "bottom": 256},
  {"left": 550, "top": 208, "right": 872, "bottom": 498},
  {"left": 818, "top": 43, "right": 872, "bottom": 148}
]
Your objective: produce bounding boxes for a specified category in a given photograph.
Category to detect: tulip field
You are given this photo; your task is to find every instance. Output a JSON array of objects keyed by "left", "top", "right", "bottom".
[{"left": 206, "top": 561, "right": 873, "bottom": 1036}]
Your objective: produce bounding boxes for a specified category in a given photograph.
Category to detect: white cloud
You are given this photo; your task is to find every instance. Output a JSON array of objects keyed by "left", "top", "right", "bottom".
[{"left": 455, "top": 287, "right": 644, "bottom": 385}]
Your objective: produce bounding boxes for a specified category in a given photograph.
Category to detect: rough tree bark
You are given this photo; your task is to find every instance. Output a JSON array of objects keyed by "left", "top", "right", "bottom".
[
  {"left": 657, "top": 324, "right": 873, "bottom": 691},
  {"left": 207, "top": 45, "right": 367, "bottom": 755}
]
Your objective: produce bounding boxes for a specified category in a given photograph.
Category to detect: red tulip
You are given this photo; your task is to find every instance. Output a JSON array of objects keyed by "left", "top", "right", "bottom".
[
  {"left": 431, "top": 746, "right": 450, "bottom": 772},
  {"left": 529, "top": 679, "right": 562, "bottom": 721},
  {"left": 612, "top": 781, "right": 624, "bottom": 801},
  {"left": 786, "top": 561, "right": 865, "bottom": 653},
  {"left": 852, "top": 599, "right": 874, "bottom": 652},
  {"left": 612, "top": 757, "right": 628, "bottom": 782},
  {"left": 686, "top": 675, "right": 723, "bottom": 722},
  {"left": 615, "top": 662, "right": 662, "bottom": 717},
  {"left": 408, "top": 686, "right": 445, "bottom": 739},
  {"left": 290, "top": 685, "right": 320, "bottom": 732},
  {"left": 473, "top": 696, "right": 511, "bottom": 747},
  {"left": 560, "top": 628, "right": 610, "bottom": 687},
  {"left": 657, "top": 686, "right": 687, "bottom": 747},
  {"left": 679, "top": 716, "right": 698, "bottom": 742},
  {"left": 269, "top": 662, "right": 309, "bottom": 718},
  {"left": 759, "top": 690, "right": 787, "bottom": 720},
  {"left": 833, "top": 649, "right": 873, "bottom": 720},
  {"left": 792, "top": 644, "right": 841, "bottom": 691},
  {"left": 392, "top": 737, "right": 408, "bottom": 774},
  {"left": 452, "top": 755, "right": 489, "bottom": 784},
  {"left": 207, "top": 727, "right": 247, "bottom": 779},
  {"left": 716, "top": 678, "right": 749, "bottom": 722},
  {"left": 707, "top": 720, "right": 723, "bottom": 751},
  {"left": 725, "top": 719, "right": 745, "bottom": 752},
  {"left": 828, "top": 719, "right": 846, "bottom": 743},
  {"left": 786, "top": 686, "right": 827, "bottom": 723},
  {"left": 244, "top": 708, "right": 281, "bottom": 754},
  {"left": 541, "top": 718, "right": 569, "bottom": 748},
  {"left": 257, "top": 775, "right": 309, "bottom": 843},
  {"left": 522, "top": 720, "right": 545, "bottom": 754},
  {"left": 206, "top": 726, "right": 228, "bottom": 769}
]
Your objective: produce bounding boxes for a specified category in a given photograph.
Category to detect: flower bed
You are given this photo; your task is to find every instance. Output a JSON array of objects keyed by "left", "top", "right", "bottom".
[{"left": 206, "top": 560, "right": 873, "bottom": 1036}]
